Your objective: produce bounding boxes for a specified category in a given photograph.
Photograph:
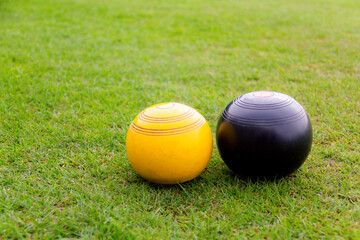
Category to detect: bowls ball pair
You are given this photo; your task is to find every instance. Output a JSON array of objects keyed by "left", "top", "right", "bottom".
[{"left": 126, "top": 91, "right": 313, "bottom": 183}]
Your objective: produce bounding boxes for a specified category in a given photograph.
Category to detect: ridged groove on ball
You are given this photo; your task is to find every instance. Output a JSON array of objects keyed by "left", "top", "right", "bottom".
[
  {"left": 221, "top": 109, "right": 306, "bottom": 126},
  {"left": 221, "top": 91, "right": 307, "bottom": 126},
  {"left": 130, "top": 118, "right": 205, "bottom": 136},
  {"left": 138, "top": 107, "right": 195, "bottom": 123},
  {"left": 129, "top": 102, "right": 206, "bottom": 136},
  {"left": 234, "top": 95, "right": 294, "bottom": 110}
]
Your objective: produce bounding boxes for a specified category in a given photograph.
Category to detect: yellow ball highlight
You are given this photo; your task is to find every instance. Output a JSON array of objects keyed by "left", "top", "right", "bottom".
[{"left": 126, "top": 102, "right": 213, "bottom": 184}]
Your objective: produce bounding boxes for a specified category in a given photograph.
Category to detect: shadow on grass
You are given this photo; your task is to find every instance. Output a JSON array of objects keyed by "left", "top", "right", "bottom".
[{"left": 126, "top": 164, "right": 305, "bottom": 192}]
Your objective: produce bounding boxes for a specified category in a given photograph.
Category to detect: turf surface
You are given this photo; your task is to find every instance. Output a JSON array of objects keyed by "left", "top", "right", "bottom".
[{"left": 0, "top": 0, "right": 359, "bottom": 238}]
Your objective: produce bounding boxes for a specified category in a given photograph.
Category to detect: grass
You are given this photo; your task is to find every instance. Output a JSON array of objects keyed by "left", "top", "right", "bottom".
[{"left": 0, "top": 0, "right": 359, "bottom": 238}]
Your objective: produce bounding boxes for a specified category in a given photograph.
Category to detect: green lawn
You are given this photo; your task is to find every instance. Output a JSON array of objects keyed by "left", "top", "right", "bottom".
[{"left": 1, "top": 0, "right": 359, "bottom": 238}]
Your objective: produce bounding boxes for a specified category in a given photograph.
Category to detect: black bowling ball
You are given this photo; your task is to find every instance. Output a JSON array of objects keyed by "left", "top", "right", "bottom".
[{"left": 216, "top": 91, "right": 312, "bottom": 179}]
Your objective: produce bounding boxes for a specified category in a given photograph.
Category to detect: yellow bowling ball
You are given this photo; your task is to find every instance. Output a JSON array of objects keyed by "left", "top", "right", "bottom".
[{"left": 126, "top": 102, "right": 213, "bottom": 184}]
